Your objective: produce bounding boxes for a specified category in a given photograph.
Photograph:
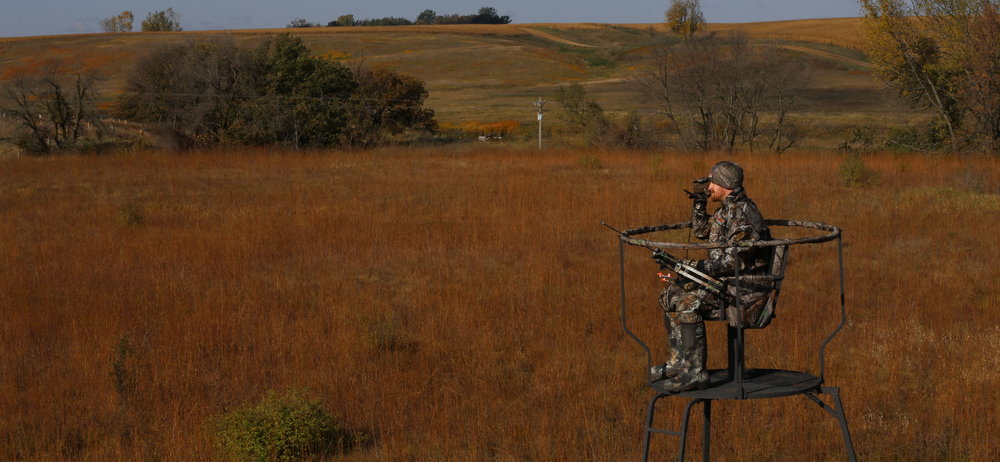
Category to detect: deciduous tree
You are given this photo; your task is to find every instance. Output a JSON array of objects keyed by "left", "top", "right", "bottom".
[
  {"left": 100, "top": 11, "right": 134, "bottom": 33},
  {"left": 114, "top": 39, "right": 261, "bottom": 145},
  {"left": 861, "top": 0, "right": 1000, "bottom": 150},
  {"left": 665, "top": 0, "right": 704, "bottom": 43},
  {"left": 141, "top": 8, "right": 182, "bottom": 32},
  {"left": 341, "top": 63, "right": 436, "bottom": 147},
  {"left": 258, "top": 34, "right": 357, "bottom": 147},
  {"left": 287, "top": 19, "right": 315, "bottom": 28},
  {"left": 2, "top": 62, "right": 102, "bottom": 154},
  {"left": 416, "top": 9, "right": 437, "bottom": 25},
  {"left": 332, "top": 14, "right": 355, "bottom": 27},
  {"left": 555, "top": 82, "right": 609, "bottom": 142},
  {"left": 634, "top": 33, "right": 806, "bottom": 152},
  {"left": 471, "top": 7, "right": 512, "bottom": 24}
]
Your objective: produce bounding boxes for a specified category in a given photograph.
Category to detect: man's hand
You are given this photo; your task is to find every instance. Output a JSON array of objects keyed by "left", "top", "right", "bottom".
[{"left": 651, "top": 250, "right": 669, "bottom": 269}]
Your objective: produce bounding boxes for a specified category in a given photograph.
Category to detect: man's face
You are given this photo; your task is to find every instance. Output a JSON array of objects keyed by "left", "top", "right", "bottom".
[{"left": 706, "top": 179, "right": 732, "bottom": 202}]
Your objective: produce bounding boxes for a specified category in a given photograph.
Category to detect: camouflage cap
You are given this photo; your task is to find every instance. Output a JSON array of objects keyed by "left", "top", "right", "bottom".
[{"left": 709, "top": 161, "right": 743, "bottom": 190}]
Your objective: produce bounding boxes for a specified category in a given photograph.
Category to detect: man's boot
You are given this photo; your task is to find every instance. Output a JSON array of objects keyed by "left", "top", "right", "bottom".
[
  {"left": 659, "top": 321, "right": 708, "bottom": 393},
  {"left": 649, "top": 313, "right": 685, "bottom": 382},
  {"left": 649, "top": 353, "right": 682, "bottom": 382}
]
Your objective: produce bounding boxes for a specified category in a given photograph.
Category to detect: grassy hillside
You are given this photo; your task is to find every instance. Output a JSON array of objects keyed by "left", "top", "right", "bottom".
[{"left": 0, "top": 20, "right": 920, "bottom": 151}]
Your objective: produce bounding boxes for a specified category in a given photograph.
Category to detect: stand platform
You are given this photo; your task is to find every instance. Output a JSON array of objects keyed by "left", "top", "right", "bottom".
[{"left": 652, "top": 368, "right": 822, "bottom": 400}]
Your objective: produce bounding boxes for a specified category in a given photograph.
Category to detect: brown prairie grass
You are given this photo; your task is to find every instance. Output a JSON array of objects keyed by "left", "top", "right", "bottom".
[
  {"left": 703, "top": 18, "right": 867, "bottom": 51},
  {"left": 1, "top": 148, "right": 997, "bottom": 460}
]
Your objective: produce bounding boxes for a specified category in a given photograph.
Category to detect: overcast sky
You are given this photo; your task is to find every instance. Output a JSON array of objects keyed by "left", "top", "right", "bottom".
[{"left": 0, "top": 1, "right": 862, "bottom": 38}]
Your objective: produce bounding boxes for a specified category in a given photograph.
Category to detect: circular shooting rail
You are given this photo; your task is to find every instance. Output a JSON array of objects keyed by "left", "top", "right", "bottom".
[
  {"left": 619, "top": 219, "right": 841, "bottom": 249},
  {"left": 611, "top": 219, "right": 857, "bottom": 461}
]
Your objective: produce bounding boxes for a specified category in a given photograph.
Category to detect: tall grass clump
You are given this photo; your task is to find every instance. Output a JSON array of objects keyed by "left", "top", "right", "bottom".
[{"left": 214, "top": 390, "right": 348, "bottom": 461}]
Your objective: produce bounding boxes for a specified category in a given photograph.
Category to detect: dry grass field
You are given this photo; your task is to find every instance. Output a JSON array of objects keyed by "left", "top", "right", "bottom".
[
  {"left": 1, "top": 147, "right": 998, "bottom": 460},
  {"left": 702, "top": 18, "right": 867, "bottom": 50}
]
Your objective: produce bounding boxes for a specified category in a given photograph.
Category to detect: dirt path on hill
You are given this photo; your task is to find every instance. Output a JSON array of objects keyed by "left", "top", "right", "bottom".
[
  {"left": 519, "top": 27, "right": 598, "bottom": 48},
  {"left": 777, "top": 45, "right": 871, "bottom": 69},
  {"left": 528, "top": 77, "right": 628, "bottom": 90}
]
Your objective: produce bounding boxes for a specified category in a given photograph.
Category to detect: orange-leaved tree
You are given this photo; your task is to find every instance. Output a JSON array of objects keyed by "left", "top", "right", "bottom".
[{"left": 861, "top": 0, "right": 1000, "bottom": 151}]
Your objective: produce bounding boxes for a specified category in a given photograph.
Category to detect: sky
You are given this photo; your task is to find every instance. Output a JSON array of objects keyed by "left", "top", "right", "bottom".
[{"left": 0, "top": 1, "right": 862, "bottom": 38}]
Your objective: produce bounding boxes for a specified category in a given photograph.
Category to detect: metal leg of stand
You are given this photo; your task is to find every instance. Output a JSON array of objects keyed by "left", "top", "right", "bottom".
[
  {"left": 702, "top": 400, "right": 712, "bottom": 462},
  {"left": 826, "top": 387, "right": 857, "bottom": 462},
  {"left": 642, "top": 394, "right": 664, "bottom": 462},
  {"left": 642, "top": 395, "right": 710, "bottom": 462},
  {"left": 676, "top": 398, "right": 705, "bottom": 462},
  {"left": 805, "top": 387, "right": 857, "bottom": 462}
]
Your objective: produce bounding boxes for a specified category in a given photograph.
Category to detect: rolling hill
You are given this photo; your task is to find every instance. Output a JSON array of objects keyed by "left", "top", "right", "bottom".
[{"left": 0, "top": 19, "right": 920, "bottom": 150}]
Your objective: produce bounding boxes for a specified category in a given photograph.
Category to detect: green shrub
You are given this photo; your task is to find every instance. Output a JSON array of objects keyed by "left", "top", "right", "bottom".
[
  {"left": 214, "top": 389, "right": 346, "bottom": 461},
  {"left": 838, "top": 153, "right": 880, "bottom": 188},
  {"left": 364, "top": 311, "right": 416, "bottom": 353},
  {"left": 117, "top": 203, "right": 144, "bottom": 227},
  {"left": 578, "top": 154, "right": 603, "bottom": 170}
]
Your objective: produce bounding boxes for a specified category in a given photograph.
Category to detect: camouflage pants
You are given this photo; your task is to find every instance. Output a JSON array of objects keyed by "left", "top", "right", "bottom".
[
  {"left": 657, "top": 283, "right": 714, "bottom": 374},
  {"left": 655, "top": 280, "right": 772, "bottom": 378},
  {"left": 659, "top": 283, "right": 723, "bottom": 324},
  {"left": 661, "top": 280, "right": 774, "bottom": 328}
]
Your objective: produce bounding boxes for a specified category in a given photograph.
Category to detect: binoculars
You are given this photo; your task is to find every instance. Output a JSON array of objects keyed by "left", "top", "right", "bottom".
[{"left": 692, "top": 177, "right": 709, "bottom": 194}]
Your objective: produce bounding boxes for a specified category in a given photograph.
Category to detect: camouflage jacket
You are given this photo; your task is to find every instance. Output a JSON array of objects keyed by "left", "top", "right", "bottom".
[{"left": 691, "top": 188, "right": 772, "bottom": 278}]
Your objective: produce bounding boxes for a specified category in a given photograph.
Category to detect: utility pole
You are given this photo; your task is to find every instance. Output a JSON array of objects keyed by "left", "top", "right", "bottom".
[{"left": 532, "top": 97, "right": 546, "bottom": 150}]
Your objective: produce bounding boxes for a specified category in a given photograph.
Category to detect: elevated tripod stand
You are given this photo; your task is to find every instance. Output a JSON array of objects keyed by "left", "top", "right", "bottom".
[{"left": 613, "top": 220, "right": 856, "bottom": 461}]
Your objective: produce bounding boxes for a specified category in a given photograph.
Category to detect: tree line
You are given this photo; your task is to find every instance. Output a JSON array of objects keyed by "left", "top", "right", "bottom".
[
  {"left": 288, "top": 7, "right": 512, "bottom": 28},
  {"left": 1, "top": 35, "right": 436, "bottom": 154}
]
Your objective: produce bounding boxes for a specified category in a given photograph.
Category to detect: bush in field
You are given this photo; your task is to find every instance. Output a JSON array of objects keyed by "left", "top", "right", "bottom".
[
  {"left": 555, "top": 83, "right": 658, "bottom": 149},
  {"left": 214, "top": 389, "right": 346, "bottom": 461},
  {"left": 838, "top": 153, "right": 880, "bottom": 187},
  {"left": 555, "top": 82, "right": 609, "bottom": 143}
]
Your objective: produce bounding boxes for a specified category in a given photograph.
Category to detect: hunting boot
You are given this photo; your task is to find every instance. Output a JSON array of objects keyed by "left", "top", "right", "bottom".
[
  {"left": 649, "top": 312, "right": 685, "bottom": 382},
  {"left": 658, "top": 321, "right": 709, "bottom": 393}
]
